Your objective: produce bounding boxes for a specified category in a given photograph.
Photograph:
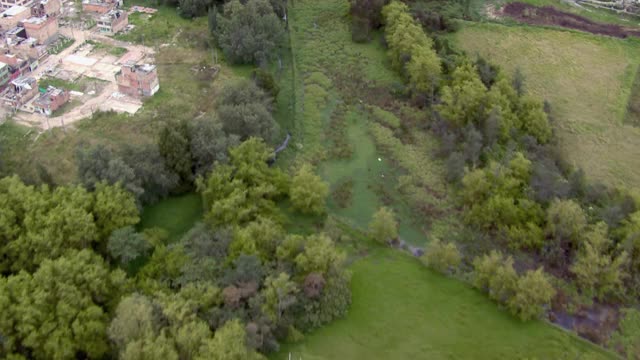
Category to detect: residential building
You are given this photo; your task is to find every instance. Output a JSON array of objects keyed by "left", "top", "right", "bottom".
[
  {"left": 30, "top": 0, "right": 61, "bottom": 17},
  {"left": 0, "top": 5, "right": 29, "bottom": 30},
  {"left": 0, "top": 53, "right": 30, "bottom": 74},
  {"left": 115, "top": 62, "right": 159, "bottom": 98},
  {"left": 97, "top": 9, "right": 127, "bottom": 35},
  {"left": 0, "top": 62, "right": 10, "bottom": 87},
  {"left": 1, "top": 75, "right": 37, "bottom": 110},
  {"left": 34, "top": 85, "right": 68, "bottom": 115},
  {"left": 6, "top": 36, "right": 48, "bottom": 60},
  {"left": 23, "top": 15, "right": 57, "bottom": 44},
  {"left": 0, "top": 0, "right": 33, "bottom": 11}
]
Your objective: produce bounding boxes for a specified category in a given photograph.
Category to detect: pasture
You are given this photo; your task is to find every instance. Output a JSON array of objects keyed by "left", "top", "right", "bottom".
[
  {"left": 453, "top": 22, "right": 640, "bottom": 188},
  {"left": 272, "top": 247, "right": 616, "bottom": 360}
]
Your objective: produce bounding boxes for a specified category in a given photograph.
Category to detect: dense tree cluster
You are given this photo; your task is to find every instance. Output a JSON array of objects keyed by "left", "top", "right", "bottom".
[
  {"left": 473, "top": 251, "right": 555, "bottom": 321},
  {"left": 77, "top": 143, "right": 179, "bottom": 205},
  {"left": 0, "top": 176, "right": 138, "bottom": 273},
  {"left": 350, "top": 0, "right": 388, "bottom": 42},
  {"left": 383, "top": 1, "right": 441, "bottom": 100},
  {"left": 213, "top": 0, "right": 285, "bottom": 65},
  {"left": 378, "top": 2, "right": 640, "bottom": 329}
]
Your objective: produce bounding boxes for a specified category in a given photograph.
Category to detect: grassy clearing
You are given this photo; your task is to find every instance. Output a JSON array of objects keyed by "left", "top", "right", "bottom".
[
  {"left": 452, "top": 22, "right": 640, "bottom": 188},
  {"left": 138, "top": 193, "right": 203, "bottom": 243},
  {"left": 86, "top": 40, "right": 127, "bottom": 57},
  {"left": 273, "top": 247, "right": 616, "bottom": 360},
  {"left": 116, "top": 2, "right": 208, "bottom": 47}
]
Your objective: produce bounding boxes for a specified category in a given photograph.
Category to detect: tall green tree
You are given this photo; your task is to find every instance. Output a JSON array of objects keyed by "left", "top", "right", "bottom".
[
  {"left": 570, "top": 222, "right": 629, "bottom": 300},
  {"left": 369, "top": 207, "right": 398, "bottom": 244},
  {"left": 217, "top": 80, "right": 278, "bottom": 142},
  {"left": 507, "top": 268, "right": 555, "bottom": 321},
  {"left": 0, "top": 250, "right": 125, "bottom": 360},
  {"left": 159, "top": 120, "right": 193, "bottom": 184},
  {"left": 196, "top": 320, "right": 265, "bottom": 360},
  {"left": 290, "top": 164, "right": 329, "bottom": 215},
  {"left": 108, "top": 226, "right": 152, "bottom": 265},
  {"left": 215, "top": 0, "right": 284, "bottom": 65}
]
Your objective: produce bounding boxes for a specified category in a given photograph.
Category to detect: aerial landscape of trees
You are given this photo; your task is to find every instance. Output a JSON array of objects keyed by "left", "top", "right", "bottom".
[{"left": 2, "top": 0, "right": 640, "bottom": 358}]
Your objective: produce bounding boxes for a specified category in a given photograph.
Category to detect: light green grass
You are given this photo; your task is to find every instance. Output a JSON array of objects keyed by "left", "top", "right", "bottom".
[
  {"left": 273, "top": 247, "right": 617, "bottom": 360},
  {"left": 138, "top": 193, "right": 203, "bottom": 243},
  {"left": 116, "top": 2, "right": 207, "bottom": 46},
  {"left": 452, "top": 22, "right": 640, "bottom": 188}
]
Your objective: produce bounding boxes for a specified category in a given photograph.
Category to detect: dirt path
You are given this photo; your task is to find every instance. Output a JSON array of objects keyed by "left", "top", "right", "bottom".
[{"left": 502, "top": 2, "right": 640, "bottom": 38}]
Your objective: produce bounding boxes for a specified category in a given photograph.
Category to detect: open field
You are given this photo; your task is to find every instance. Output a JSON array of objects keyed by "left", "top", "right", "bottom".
[
  {"left": 272, "top": 247, "right": 617, "bottom": 360},
  {"left": 138, "top": 193, "right": 203, "bottom": 243},
  {"left": 453, "top": 22, "right": 640, "bottom": 188}
]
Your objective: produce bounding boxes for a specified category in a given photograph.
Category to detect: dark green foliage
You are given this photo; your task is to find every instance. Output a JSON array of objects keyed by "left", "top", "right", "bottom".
[
  {"left": 178, "top": 0, "right": 212, "bottom": 18},
  {"left": 159, "top": 120, "right": 193, "bottom": 185},
  {"left": 0, "top": 176, "right": 138, "bottom": 273},
  {"left": 77, "top": 143, "right": 179, "bottom": 205},
  {"left": 108, "top": 226, "right": 152, "bottom": 265},
  {"left": 252, "top": 68, "right": 280, "bottom": 99},
  {"left": 350, "top": 0, "right": 388, "bottom": 42},
  {"left": 0, "top": 250, "right": 126, "bottom": 359},
  {"left": 189, "top": 117, "right": 240, "bottom": 176},
  {"left": 214, "top": 0, "right": 285, "bottom": 65},
  {"left": 217, "top": 80, "right": 279, "bottom": 142}
]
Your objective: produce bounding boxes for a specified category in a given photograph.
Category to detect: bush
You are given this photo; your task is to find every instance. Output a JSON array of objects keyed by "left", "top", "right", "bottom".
[
  {"left": 369, "top": 207, "right": 398, "bottom": 244},
  {"left": 421, "top": 239, "right": 461, "bottom": 275},
  {"left": 507, "top": 268, "right": 555, "bottom": 321}
]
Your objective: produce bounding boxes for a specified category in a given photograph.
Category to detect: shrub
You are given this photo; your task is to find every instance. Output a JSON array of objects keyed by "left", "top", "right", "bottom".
[
  {"left": 421, "top": 239, "right": 461, "bottom": 275},
  {"left": 369, "top": 207, "right": 398, "bottom": 244}
]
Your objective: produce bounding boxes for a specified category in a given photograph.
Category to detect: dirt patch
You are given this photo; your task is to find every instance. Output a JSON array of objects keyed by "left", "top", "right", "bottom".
[{"left": 503, "top": 2, "right": 640, "bottom": 38}]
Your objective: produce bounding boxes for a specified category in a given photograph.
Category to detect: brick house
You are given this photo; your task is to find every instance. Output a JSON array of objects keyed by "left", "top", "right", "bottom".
[
  {"left": 1, "top": 75, "right": 37, "bottom": 110},
  {"left": 34, "top": 85, "right": 68, "bottom": 115},
  {"left": 115, "top": 62, "right": 159, "bottom": 98},
  {"left": 30, "top": 0, "right": 61, "bottom": 17},
  {"left": 97, "top": 9, "right": 127, "bottom": 35},
  {"left": 82, "top": 0, "right": 121, "bottom": 14},
  {"left": 23, "top": 15, "right": 57, "bottom": 44}
]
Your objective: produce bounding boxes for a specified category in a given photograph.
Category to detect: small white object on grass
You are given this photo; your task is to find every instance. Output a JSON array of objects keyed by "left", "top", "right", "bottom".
[{"left": 378, "top": 157, "right": 382, "bottom": 162}]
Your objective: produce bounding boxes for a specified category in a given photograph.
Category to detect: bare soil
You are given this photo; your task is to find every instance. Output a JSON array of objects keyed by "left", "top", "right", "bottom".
[{"left": 502, "top": 2, "right": 640, "bottom": 38}]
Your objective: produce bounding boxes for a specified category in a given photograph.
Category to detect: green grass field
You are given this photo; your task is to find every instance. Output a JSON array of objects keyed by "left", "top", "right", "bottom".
[
  {"left": 273, "top": 247, "right": 616, "bottom": 360},
  {"left": 138, "top": 193, "right": 203, "bottom": 243},
  {"left": 452, "top": 22, "right": 640, "bottom": 188}
]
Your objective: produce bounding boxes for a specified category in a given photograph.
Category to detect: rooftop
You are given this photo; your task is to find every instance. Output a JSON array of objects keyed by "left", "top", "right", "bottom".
[
  {"left": 36, "top": 86, "right": 65, "bottom": 105},
  {"left": 23, "top": 16, "right": 48, "bottom": 25},
  {"left": 123, "top": 62, "right": 156, "bottom": 73},
  {"left": 1, "top": 6, "right": 29, "bottom": 17},
  {"left": 99, "top": 9, "right": 125, "bottom": 21},
  {"left": 11, "top": 76, "right": 36, "bottom": 90}
]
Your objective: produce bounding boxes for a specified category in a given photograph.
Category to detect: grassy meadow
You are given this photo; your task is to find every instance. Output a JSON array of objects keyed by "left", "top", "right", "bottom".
[
  {"left": 272, "top": 247, "right": 617, "bottom": 360},
  {"left": 452, "top": 22, "right": 640, "bottom": 188},
  {"left": 138, "top": 193, "right": 203, "bottom": 243}
]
